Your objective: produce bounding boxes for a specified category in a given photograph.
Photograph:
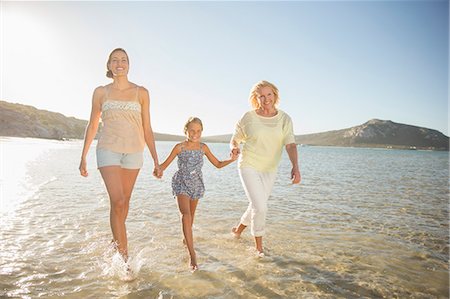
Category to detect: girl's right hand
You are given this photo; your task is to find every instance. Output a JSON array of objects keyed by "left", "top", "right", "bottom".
[
  {"left": 79, "top": 158, "right": 88, "bottom": 177},
  {"left": 231, "top": 148, "right": 240, "bottom": 160}
]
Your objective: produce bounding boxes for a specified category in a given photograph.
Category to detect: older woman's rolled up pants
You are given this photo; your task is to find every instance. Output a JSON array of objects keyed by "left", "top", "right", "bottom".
[{"left": 238, "top": 167, "right": 276, "bottom": 237}]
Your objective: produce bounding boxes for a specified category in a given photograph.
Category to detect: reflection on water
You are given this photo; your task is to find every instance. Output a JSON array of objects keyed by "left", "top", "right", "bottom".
[
  {"left": 0, "top": 137, "right": 62, "bottom": 215},
  {"left": 0, "top": 138, "right": 448, "bottom": 298}
]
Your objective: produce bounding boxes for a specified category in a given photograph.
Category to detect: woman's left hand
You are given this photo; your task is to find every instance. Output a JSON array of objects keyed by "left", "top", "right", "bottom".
[
  {"left": 153, "top": 165, "right": 163, "bottom": 178},
  {"left": 291, "top": 167, "right": 301, "bottom": 184}
]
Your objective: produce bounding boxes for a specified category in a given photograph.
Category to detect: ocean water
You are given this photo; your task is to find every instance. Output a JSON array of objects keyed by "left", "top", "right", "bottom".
[{"left": 0, "top": 137, "right": 448, "bottom": 298}]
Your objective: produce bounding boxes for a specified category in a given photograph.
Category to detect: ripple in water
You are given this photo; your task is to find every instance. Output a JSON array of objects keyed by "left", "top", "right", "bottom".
[{"left": 0, "top": 139, "right": 448, "bottom": 298}]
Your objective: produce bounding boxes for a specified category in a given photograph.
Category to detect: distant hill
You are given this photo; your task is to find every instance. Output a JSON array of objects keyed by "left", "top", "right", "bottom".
[
  {"left": 202, "top": 134, "right": 233, "bottom": 143},
  {"left": 0, "top": 100, "right": 185, "bottom": 141},
  {"left": 153, "top": 132, "right": 184, "bottom": 142},
  {"left": 296, "top": 119, "right": 448, "bottom": 150},
  {"left": 1, "top": 101, "right": 448, "bottom": 150},
  {"left": 204, "top": 119, "right": 449, "bottom": 151},
  {"left": 0, "top": 100, "right": 87, "bottom": 140}
]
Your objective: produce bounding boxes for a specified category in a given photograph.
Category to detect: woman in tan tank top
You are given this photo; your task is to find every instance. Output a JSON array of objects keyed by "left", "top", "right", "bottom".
[{"left": 79, "top": 48, "right": 161, "bottom": 270}]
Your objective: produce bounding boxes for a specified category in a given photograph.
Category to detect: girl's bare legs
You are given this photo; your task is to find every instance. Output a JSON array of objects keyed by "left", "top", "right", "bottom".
[
  {"left": 100, "top": 166, "right": 140, "bottom": 260},
  {"left": 177, "top": 195, "right": 198, "bottom": 270},
  {"left": 190, "top": 199, "right": 198, "bottom": 227},
  {"left": 183, "top": 199, "right": 199, "bottom": 246}
]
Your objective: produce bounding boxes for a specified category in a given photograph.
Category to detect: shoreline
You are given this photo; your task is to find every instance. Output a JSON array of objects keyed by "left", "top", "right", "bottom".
[{"left": 1, "top": 135, "right": 448, "bottom": 152}]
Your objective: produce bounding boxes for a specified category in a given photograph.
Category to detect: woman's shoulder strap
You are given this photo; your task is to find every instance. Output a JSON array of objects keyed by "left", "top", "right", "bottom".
[
  {"left": 96, "top": 85, "right": 109, "bottom": 106},
  {"left": 135, "top": 85, "right": 140, "bottom": 101},
  {"left": 104, "top": 84, "right": 111, "bottom": 98}
]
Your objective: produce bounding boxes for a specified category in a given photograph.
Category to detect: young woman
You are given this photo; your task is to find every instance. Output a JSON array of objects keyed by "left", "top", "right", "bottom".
[{"left": 79, "top": 48, "right": 161, "bottom": 262}]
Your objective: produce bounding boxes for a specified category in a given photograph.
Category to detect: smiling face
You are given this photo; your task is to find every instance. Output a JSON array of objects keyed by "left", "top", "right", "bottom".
[
  {"left": 249, "top": 80, "right": 280, "bottom": 109},
  {"left": 256, "top": 86, "right": 276, "bottom": 110},
  {"left": 107, "top": 50, "right": 129, "bottom": 77},
  {"left": 186, "top": 122, "right": 203, "bottom": 143}
]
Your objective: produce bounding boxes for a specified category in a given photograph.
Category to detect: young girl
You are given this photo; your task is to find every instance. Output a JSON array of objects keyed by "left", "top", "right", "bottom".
[{"left": 159, "top": 117, "right": 238, "bottom": 271}]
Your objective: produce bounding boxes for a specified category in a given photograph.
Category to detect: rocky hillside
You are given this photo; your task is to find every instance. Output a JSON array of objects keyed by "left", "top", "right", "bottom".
[
  {"left": 0, "top": 100, "right": 87, "bottom": 140},
  {"left": 0, "top": 100, "right": 186, "bottom": 141},
  {"left": 296, "top": 119, "right": 448, "bottom": 150}
]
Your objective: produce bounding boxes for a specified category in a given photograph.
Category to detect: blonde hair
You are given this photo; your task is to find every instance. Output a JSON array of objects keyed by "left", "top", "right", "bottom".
[
  {"left": 106, "top": 48, "right": 129, "bottom": 78},
  {"left": 249, "top": 80, "right": 280, "bottom": 109},
  {"left": 183, "top": 117, "right": 203, "bottom": 135}
]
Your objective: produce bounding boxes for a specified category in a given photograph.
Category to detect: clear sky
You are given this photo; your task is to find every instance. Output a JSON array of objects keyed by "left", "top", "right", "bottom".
[{"left": 2, "top": 1, "right": 448, "bottom": 136}]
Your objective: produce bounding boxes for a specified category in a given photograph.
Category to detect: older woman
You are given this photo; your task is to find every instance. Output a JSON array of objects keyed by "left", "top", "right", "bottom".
[{"left": 230, "top": 80, "right": 301, "bottom": 256}]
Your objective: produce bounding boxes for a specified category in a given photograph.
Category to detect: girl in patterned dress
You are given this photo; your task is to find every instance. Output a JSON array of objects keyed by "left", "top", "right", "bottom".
[{"left": 159, "top": 117, "right": 238, "bottom": 271}]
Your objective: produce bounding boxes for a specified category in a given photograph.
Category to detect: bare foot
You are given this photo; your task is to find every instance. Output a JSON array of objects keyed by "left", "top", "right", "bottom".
[
  {"left": 231, "top": 227, "right": 241, "bottom": 239},
  {"left": 189, "top": 256, "right": 198, "bottom": 272},
  {"left": 122, "top": 264, "right": 136, "bottom": 281},
  {"left": 232, "top": 223, "right": 247, "bottom": 239}
]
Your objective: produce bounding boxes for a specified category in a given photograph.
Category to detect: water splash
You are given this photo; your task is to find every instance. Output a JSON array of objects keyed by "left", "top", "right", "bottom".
[{"left": 96, "top": 243, "right": 147, "bottom": 282}]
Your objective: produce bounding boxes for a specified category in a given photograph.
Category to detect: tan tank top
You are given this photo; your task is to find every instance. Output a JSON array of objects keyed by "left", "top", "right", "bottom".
[{"left": 97, "top": 86, "right": 145, "bottom": 153}]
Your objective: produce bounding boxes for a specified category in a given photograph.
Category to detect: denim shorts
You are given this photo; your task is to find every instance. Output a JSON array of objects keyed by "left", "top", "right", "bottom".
[{"left": 96, "top": 148, "right": 143, "bottom": 169}]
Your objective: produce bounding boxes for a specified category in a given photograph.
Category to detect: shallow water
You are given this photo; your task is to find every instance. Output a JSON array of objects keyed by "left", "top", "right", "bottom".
[{"left": 1, "top": 137, "right": 448, "bottom": 298}]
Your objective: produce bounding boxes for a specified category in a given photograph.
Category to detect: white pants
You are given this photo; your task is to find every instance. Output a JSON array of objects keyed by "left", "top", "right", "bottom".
[{"left": 239, "top": 167, "right": 276, "bottom": 237}]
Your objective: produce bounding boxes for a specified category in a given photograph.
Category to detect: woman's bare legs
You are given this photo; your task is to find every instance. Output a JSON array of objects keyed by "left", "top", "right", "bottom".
[
  {"left": 100, "top": 166, "right": 140, "bottom": 260},
  {"left": 232, "top": 224, "right": 264, "bottom": 255},
  {"left": 120, "top": 168, "right": 140, "bottom": 223},
  {"left": 231, "top": 223, "right": 247, "bottom": 238},
  {"left": 232, "top": 224, "right": 264, "bottom": 256},
  {"left": 177, "top": 195, "right": 199, "bottom": 270},
  {"left": 255, "top": 236, "right": 263, "bottom": 255}
]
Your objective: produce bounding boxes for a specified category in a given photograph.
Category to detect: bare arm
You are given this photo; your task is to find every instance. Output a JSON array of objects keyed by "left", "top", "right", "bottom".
[
  {"left": 203, "top": 144, "right": 237, "bottom": 169},
  {"left": 159, "top": 143, "right": 182, "bottom": 172},
  {"left": 79, "top": 87, "right": 103, "bottom": 177},
  {"left": 285, "top": 143, "right": 301, "bottom": 184},
  {"left": 140, "top": 87, "right": 161, "bottom": 177}
]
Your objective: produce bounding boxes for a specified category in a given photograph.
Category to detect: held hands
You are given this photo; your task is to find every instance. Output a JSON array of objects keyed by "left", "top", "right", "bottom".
[
  {"left": 230, "top": 148, "right": 240, "bottom": 161},
  {"left": 153, "top": 165, "right": 163, "bottom": 179}
]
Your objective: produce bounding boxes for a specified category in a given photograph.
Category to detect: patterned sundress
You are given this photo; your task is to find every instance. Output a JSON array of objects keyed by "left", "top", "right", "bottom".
[{"left": 171, "top": 144, "right": 205, "bottom": 200}]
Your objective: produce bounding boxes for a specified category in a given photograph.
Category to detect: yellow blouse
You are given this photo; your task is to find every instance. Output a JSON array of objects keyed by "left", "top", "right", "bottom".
[{"left": 231, "top": 109, "right": 296, "bottom": 173}]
